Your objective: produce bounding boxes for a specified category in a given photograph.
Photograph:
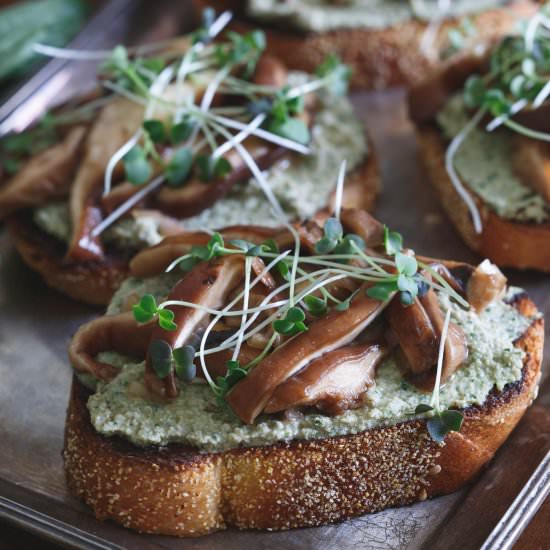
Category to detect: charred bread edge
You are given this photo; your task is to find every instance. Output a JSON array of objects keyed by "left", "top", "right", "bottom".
[
  {"left": 5, "top": 212, "right": 129, "bottom": 306},
  {"left": 63, "top": 294, "right": 543, "bottom": 536},
  {"left": 6, "top": 149, "right": 379, "bottom": 306},
  {"left": 416, "top": 124, "right": 550, "bottom": 272},
  {"left": 192, "top": 0, "right": 537, "bottom": 89}
]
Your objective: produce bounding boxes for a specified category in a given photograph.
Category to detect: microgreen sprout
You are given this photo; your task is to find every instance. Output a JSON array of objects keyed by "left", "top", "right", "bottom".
[
  {"left": 273, "top": 306, "right": 308, "bottom": 336},
  {"left": 133, "top": 294, "right": 177, "bottom": 331},
  {"left": 446, "top": 5, "right": 550, "bottom": 234},
  {"left": 412, "top": 308, "right": 464, "bottom": 443}
]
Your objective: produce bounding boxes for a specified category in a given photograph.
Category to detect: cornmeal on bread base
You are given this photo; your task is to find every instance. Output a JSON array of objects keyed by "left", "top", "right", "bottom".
[
  {"left": 6, "top": 151, "right": 379, "bottom": 306},
  {"left": 63, "top": 294, "right": 543, "bottom": 536},
  {"left": 416, "top": 126, "right": 550, "bottom": 272},
  {"left": 192, "top": 0, "right": 538, "bottom": 89}
]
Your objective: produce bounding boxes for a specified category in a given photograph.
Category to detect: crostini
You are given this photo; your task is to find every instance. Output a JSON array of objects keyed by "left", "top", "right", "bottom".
[
  {"left": 0, "top": 10, "right": 378, "bottom": 305},
  {"left": 64, "top": 206, "right": 543, "bottom": 536},
  {"left": 192, "top": 0, "right": 539, "bottom": 89},
  {"left": 409, "top": 4, "right": 550, "bottom": 271}
]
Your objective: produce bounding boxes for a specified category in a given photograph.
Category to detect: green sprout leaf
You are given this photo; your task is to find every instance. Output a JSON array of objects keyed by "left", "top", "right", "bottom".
[
  {"left": 315, "top": 54, "right": 351, "bottom": 97},
  {"left": 314, "top": 237, "right": 338, "bottom": 254},
  {"left": 133, "top": 294, "right": 158, "bottom": 323},
  {"left": 143, "top": 119, "right": 166, "bottom": 143},
  {"left": 415, "top": 404, "right": 434, "bottom": 414},
  {"left": 273, "top": 306, "right": 308, "bottom": 336},
  {"left": 383, "top": 226, "right": 403, "bottom": 255},
  {"left": 165, "top": 147, "right": 193, "bottom": 186},
  {"left": 196, "top": 155, "right": 232, "bottom": 181},
  {"left": 303, "top": 295, "right": 327, "bottom": 317},
  {"left": 324, "top": 218, "right": 343, "bottom": 241},
  {"left": 124, "top": 146, "right": 152, "bottom": 185},
  {"left": 158, "top": 308, "right": 177, "bottom": 331},
  {"left": 395, "top": 252, "right": 417, "bottom": 277},
  {"left": 149, "top": 339, "right": 173, "bottom": 379},
  {"left": 266, "top": 117, "right": 310, "bottom": 145},
  {"left": 173, "top": 345, "right": 196, "bottom": 382},
  {"left": 367, "top": 280, "right": 398, "bottom": 301},
  {"left": 171, "top": 119, "right": 194, "bottom": 143}
]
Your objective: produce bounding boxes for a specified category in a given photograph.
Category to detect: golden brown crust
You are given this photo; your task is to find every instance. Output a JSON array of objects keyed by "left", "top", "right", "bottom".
[
  {"left": 6, "top": 150, "right": 379, "bottom": 306},
  {"left": 6, "top": 214, "right": 129, "bottom": 306},
  {"left": 193, "top": 0, "right": 537, "bottom": 89},
  {"left": 416, "top": 125, "right": 550, "bottom": 272},
  {"left": 63, "top": 296, "right": 543, "bottom": 536}
]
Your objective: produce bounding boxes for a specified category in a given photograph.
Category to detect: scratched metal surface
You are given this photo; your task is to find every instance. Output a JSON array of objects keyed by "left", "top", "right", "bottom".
[{"left": 0, "top": 3, "right": 549, "bottom": 549}]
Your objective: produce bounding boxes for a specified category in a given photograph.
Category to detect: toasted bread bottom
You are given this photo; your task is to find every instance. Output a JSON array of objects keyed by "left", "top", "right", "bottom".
[
  {"left": 6, "top": 153, "right": 379, "bottom": 306},
  {"left": 63, "top": 295, "right": 543, "bottom": 537},
  {"left": 417, "top": 125, "right": 550, "bottom": 272},
  {"left": 192, "top": 1, "right": 537, "bottom": 89},
  {"left": 6, "top": 214, "right": 129, "bottom": 306}
]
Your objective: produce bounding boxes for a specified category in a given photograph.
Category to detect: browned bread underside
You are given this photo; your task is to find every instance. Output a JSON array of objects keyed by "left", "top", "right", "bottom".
[
  {"left": 6, "top": 151, "right": 379, "bottom": 306},
  {"left": 6, "top": 214, "right": 129, "bottom": 306},
  {"left": 63, "top": 295, "right": 543, "bottom": 537},
  {"left": 193, "top": 0, "right": 536, "bottom": 89},
  {"left": 416, "top": 125, "right": 550, "bottom": 272}
]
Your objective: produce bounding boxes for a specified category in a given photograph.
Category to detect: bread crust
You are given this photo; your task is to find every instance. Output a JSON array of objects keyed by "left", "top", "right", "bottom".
[
  {"left": 192, "top": 0, "right": 537, "bottom": 89},
  {"left": 416, "top": 125, "right": 550, "bottom": 272},
  {"left": 6, "top": 151, "right": 379, "bottom": 306},
  {"left": 6, "top": 214, "right": 129, "bottom": 306},
  {"left": 63, "top": 295, "right": 543, "bottom": 537}
]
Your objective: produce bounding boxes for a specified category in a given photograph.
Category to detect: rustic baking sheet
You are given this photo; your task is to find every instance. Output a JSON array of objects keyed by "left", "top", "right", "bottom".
[{"left": 0, "top": 2, "right": 548, "bottom": 548}]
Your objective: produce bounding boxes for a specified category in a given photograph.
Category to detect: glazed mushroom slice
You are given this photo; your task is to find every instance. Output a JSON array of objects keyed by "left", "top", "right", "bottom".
[
  {"left": 339, "top": 208, "right": 384, "bottom": 248},
  {"left": 387, "top": 288, "right": 468, "bottom": 384},
  {"left": 144, "top": 255, "right": 248, "bottom": 399},
  {"left": 512, "top": 136, "right": 550, "bottom": 203},
  {"left": 386, "top": 296, "right": 439, "bottom": 375},
  {"left": 419, "top": 288, "right": 468, "bottom": 383},
  {"left": 226, "top": 292, "right": 389, "bottom": 424},
  {"left": 466, "top": 259, "right": 507, "bottom": 313},
  {"left": 129, "top": 225, "right": 279, "bottom": 278},
  {"left": 253, "top": 54, "right": 288, "bottom": 88},
  {"left": 153, "top": 138, "right": 287, "bottom": 217},
  {"left": 0, "top": 126, "right": 87, "bottom": 218},
  {"left": 66, "top": 97, "right": 144, "bottom": 262},
  {"left": 69, "top": 311, "right": 153, "bottom": 381},
  {"left": 264, "top": 343, "right": 388, "bottom": 416}
]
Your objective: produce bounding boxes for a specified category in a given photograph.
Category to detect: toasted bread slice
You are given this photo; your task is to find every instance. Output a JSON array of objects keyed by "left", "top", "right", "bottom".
[
  {"left": 63, "top": 294, "right": 543, "bottom": 536},
  {"left": 192, "top": 0, "right": 537, "bottom": 89},
  {"left": 416, "top": 125, "right": 550, "bottom": 272},
  {"left": 6, "top": 152, "right": 379, "bottom": 306},
  {"left": 5, "top": 213, "right": 129, "bottom": 306}
]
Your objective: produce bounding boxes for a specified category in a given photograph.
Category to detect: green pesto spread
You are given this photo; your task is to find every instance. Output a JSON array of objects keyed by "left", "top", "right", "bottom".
[
  {"left": 246, "top": 0, "right": 506, "bottom": 33},
  {"left": 32, "top": 76, "right": 367, "bottom": 249},
  {"left": 85, "top": 276, "right": 533, "bottom": 453},
  {"left": 437, "top": 94, "right": 550, "bottom": 223}
]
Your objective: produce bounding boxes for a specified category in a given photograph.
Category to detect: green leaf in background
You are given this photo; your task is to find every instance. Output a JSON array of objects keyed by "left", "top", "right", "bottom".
[{"left": 0, "top": 0, "right": 90, "bottom": 83}]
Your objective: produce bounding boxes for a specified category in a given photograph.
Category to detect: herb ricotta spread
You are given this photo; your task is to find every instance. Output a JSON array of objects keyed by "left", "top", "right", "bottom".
[
  {"left": 437, "top": 94, "right": 550, "bottom": 223},
  {"left": 85, "top": 277, "right": 533, "bottom": 452},
  {"left": 33, "top": 76, "right": 367, "bottom": 249},
  {"left": 246, "top": 0, "right": 506, "bottom": 33}
]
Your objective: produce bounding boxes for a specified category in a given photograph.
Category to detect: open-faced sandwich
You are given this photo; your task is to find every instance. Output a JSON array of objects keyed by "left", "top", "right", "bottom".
[
  {"left": 0, "top": 10, "right": 378, "bottom": 305},
  {"left": 64, "top": 200, "right": 543, "bottom": 536},
  {"left": 409, "top": 4, "right": 550, "bottom": 271},
  {"left": 192, "top": 0, "right": 539, "bottom": 89}
]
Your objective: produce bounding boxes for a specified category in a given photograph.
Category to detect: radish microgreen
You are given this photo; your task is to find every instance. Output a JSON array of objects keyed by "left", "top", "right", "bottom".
[
  {"left": 412, "top": 308, "right": 464, "bottom": 443},
  {"left": 133, "top": 294, "right": 177, "bottom": 331}
]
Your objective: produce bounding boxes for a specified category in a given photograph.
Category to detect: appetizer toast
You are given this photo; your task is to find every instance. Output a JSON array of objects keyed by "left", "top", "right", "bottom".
[
  {"left": 0, "top": 13, "right": 378, "bottom": 305},
  {"left": 409, "top": 6, "right": 550, "bottom": 271},
  {"left": 64, "top": 208, "right": 543, "bottom": 536},
  {"left": 192, "top": 0, "right": 538, "bottom": 89}
]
